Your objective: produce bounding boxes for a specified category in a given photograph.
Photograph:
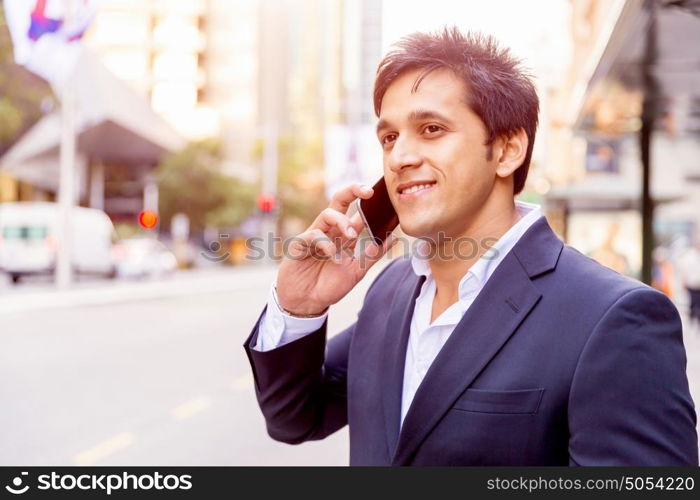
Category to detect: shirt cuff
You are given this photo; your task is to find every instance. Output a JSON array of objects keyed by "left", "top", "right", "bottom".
[{"left": 252, "top": 282, "right": 328, "bottom": 352}]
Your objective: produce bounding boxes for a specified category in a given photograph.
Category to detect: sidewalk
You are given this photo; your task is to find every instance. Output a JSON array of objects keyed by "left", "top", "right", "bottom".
[{"left": 0, "top": 265, "right": 279, "bottom": 316}]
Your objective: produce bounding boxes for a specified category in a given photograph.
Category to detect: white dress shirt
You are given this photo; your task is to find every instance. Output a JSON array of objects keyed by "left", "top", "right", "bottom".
[{"left": 253, "top": 201, "right": 543, "bottom": 427}]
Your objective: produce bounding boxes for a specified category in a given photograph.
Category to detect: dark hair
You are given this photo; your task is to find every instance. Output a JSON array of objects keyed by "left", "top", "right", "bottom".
[{"left": 373, "top": 27, "right": 539, "bottom": 195}]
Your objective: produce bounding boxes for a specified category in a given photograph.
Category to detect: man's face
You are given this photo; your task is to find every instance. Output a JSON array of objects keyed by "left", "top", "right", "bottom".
[{"left": 377, "top": 68, "right": 499, "bottom": 240}]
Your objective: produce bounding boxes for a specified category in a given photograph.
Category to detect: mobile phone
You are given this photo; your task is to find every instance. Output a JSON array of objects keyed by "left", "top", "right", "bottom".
[{"left": 355, "top": 177, "right": 399, "bottom": 246}]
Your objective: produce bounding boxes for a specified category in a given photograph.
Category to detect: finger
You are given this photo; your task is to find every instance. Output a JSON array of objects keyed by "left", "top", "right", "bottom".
[
  {"left": 367, "top": 233, "right": 399, "bottom": 260},
  {"left": 314, "top": 208, "right": 359, "bottom": 239},
  {"left": 328, "top": 183, "right": 374, "bottom": 214},
  {"left": 349, "top": 212, "right": 365, "bottom": 234},
  {"left": 291, "top": 228, "right": 337, "bottom": 260},
  {"left": 341, "top": 212, "right": 371, "bottom": 245},
  {"left": 341, "top": 211, "right": 390, "bottom": 255}
]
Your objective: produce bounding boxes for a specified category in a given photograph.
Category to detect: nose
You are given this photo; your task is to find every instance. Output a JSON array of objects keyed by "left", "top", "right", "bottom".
[{"left": 387, "top": 135, "right": 422, "bottom": 173}]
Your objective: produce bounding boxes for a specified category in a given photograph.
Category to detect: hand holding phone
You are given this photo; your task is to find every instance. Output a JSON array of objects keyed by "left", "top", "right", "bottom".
[{"left": 274, "top": 183, "right": 399, "bottom": 317}]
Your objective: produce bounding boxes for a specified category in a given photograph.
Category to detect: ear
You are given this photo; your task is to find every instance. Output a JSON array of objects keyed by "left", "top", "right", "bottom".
[{"left": 495, "top": 128, "right": 528, "bottom": 179}]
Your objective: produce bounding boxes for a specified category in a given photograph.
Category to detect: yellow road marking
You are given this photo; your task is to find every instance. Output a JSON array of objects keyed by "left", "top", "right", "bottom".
[
  {"left": 232, "top": 374, "right": 254, "bottom": 392},
  {"left": 74, "top": 432, "right": 135, "bottom": 465},
  {"left": 171, "top": 396, "right": 211, "bottom": 421}
]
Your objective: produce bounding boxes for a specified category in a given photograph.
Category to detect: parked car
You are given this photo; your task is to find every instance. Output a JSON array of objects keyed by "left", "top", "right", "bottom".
[
  {"left": 0, "top": 202, "right": 116, "bottom": 284},
  {"left": 111, "top": 237, "right": 177, "bottom": 279}
]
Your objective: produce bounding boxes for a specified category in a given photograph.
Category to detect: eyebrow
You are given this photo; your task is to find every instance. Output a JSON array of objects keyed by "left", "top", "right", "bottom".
[{"left": 376, "top": 109, "right": 454, "bottom": 135}]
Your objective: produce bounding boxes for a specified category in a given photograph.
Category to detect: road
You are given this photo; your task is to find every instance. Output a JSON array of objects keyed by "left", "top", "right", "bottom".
[
  {"left": 0, "top": 263, "right": 390, "bottom": 466},
  {"left": 1, "top": 262, "right": 699, "bottom": 465}
]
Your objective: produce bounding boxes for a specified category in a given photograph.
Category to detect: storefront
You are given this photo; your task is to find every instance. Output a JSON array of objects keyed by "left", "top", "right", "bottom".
[
  {"left": 549, "top": 0, "right": 700, "bottom": 284},
  {"left": 0, "top": 51, "right": 184, "bottom": 221}
]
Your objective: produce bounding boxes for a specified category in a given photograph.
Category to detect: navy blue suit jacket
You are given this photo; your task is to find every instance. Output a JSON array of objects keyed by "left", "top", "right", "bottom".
[{"left": 244, "top": 218, "right": 698, "bottom": 465}]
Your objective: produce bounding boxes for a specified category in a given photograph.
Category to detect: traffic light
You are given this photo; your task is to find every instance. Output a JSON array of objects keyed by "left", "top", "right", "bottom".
[
  {"left": 138, "top": 210, "right": 159, "bottom": 229},
  {"left": 257, "top": 192, "right": 276, "bottom": 213}
]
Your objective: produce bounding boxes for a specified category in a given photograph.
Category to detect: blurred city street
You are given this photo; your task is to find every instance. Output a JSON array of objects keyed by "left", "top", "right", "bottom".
[
  {"left": 1, "top": 0, "right": 700, "bottom": 467},
  {"left": 0, "top": 261, "right": 392, "bottom": 466}
]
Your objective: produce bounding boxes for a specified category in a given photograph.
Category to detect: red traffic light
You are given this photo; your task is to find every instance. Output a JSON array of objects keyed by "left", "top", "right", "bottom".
[
  {"left": 138, "top": 210, "right": 159, "bottom": 229},
  {"left": 257, "top": 192, "right": 276, "bottom": 213}
]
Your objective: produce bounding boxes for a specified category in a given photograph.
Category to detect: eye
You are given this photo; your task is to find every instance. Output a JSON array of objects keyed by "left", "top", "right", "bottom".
[
  {"left": 381, "top": 133, "right": 397, "bottom": 146},
  {"left": 423, "top": 124, "right": 444, "bottom": 135}
]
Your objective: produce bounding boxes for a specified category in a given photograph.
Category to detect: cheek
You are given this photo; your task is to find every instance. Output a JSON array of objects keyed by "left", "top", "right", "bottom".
[
  {"left": 438, "top": 167, "right": 490, "bottom": 214},
  {"left": 439, "top": 161, "right": 474, "bottom": 192},
  {"left": 383, "top": 170, "right": 398, "bottom": 205}
]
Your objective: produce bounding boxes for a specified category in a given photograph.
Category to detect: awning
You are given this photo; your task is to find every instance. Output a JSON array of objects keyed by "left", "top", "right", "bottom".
[
  {"left": 0, "top": 50, "right": 185, "bottom": 183},
  {"left": 546, "top": 174, "right": 686, "bottom": 211},
  {"left": 576, "top": 0, "right": 700, "bottom": 134}
]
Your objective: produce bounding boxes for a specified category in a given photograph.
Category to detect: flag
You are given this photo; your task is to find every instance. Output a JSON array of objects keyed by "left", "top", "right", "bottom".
[{"left": 3, "top": 0, "right": 98, "bottom": 91}]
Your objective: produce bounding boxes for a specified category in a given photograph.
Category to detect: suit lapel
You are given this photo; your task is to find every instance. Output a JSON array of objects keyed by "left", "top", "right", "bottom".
[
  {"left": 380, "top": 269, "right": 426, "bottom": 459},
  {"left": 390, "top": 217, "right": 563, "bottom": 465}
]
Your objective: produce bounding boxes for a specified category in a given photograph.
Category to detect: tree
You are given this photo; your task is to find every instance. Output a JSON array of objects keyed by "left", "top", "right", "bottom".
[
  {"left": 156, "top": 139, "right": 256, "bottom": 240},
  {"left": 0, "top": 4, "right": 53, "bottom": 155},
  {"left": 253, "top": 132, "right": 328, "bottom": 237}
]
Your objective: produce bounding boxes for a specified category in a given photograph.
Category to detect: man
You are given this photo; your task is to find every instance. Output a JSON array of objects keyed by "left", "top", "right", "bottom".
[{"left": 244, "top": 28, "right": 698, "bottom": 465}]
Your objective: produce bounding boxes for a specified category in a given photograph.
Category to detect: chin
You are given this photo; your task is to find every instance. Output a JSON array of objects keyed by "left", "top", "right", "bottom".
[{"left": 398, "top": 220, "right": 438, "bottom": 240}]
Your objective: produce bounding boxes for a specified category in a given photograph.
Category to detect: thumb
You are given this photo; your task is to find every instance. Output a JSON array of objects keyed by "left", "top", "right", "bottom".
[{"left": 355, "top": 234, "right": 400, "bottom": 276}]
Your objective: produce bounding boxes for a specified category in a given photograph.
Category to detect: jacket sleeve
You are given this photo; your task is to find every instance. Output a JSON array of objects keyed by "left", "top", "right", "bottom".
[
  {"left": 243, "top": 311, "right": 353, "bottom": 444},
  {"left": 568, "top": 287, "right": 698, "bottom": 465}
]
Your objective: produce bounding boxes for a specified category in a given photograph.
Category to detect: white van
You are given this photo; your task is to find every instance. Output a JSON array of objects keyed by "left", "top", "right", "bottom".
[{"left": 0, "top": 202, "right": 116, "bottom": 283}]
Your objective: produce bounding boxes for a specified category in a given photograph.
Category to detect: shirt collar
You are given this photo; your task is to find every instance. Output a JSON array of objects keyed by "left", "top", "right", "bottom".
[{"left": 410, "top": 201, "right": 543, "bottom": 298}]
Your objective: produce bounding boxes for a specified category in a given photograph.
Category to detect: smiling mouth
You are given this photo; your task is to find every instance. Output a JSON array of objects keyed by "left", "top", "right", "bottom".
[{"left": 398, "top": 181, "right": 437, "bottom": 195}]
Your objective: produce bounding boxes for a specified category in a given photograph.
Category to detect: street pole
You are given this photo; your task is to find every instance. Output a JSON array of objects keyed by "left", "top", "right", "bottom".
[
  {"left": 56, "top": 74, "right": 76, "bottom": 288},
  {"left": 262, "top": 123, "right": 279, "bottom": 200},
  {"left": 640, "top": 0, "right": 658, "bottom": 285},
  {"left": 261, "top": 122, "right": 278, "bottom": 264},
  {"left": 89, "top": 160, "right": 104, "bottom": 210}
]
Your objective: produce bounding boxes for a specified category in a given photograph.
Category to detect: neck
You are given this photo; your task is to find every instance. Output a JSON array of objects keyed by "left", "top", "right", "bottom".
[{"left": 426, "top": 192, "right": 519, "bottom": 305}]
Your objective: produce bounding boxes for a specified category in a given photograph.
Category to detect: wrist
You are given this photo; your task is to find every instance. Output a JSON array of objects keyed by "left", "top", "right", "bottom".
[{"left": 273, "top": 286, "right": 328, "bottom": 318}]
